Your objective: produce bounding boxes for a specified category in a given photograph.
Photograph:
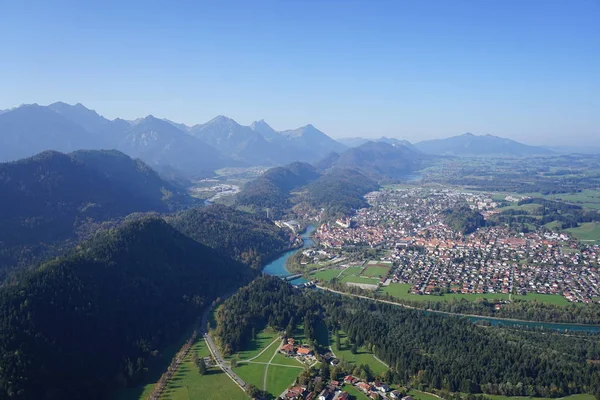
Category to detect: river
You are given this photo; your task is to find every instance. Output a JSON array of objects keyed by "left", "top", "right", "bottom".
[{"left": 262, "top": 225, "right": 316, "bottom": 285}]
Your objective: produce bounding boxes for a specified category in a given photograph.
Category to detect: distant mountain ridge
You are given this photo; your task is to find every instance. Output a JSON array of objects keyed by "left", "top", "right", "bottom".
[
  {"left": 0, "top": 102, "right": 347, "bottom": 175},
  {"left": 315, "top": 141, "right": 424, "bottom": 181},
  {"left": 337, "top": 136, "right": 419, "bottom": 152},
  {"left": 415, "top": 132, "right": 552, "bottom": 157},
  {"left": 119, "top": 115, "right": 232, "bottom": 178}
]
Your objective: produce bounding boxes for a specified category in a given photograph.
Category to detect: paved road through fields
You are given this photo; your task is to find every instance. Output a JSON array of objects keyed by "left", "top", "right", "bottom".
[{"left": 200, "top": 295, "right": 247, "bottom": 391}]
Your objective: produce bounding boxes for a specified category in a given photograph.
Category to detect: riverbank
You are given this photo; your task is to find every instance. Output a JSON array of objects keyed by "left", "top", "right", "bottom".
[{"left": 262, "top": 225, "right": 315, "bottom": 284}]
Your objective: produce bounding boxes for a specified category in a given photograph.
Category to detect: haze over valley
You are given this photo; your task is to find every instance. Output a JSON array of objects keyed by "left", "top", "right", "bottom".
[{"left": 1, "top": 1, "right": 600, "bottom": 400}]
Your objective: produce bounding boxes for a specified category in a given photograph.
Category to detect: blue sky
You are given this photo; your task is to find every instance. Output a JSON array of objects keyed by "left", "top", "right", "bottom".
[{"left": 1, "top": 0, "right": 598, "bottom": 145}]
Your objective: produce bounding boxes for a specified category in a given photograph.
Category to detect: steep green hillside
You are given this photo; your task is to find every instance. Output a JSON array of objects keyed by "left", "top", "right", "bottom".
[
  {"left": 0, "top": 150, "right": 194, "bottom": 279},
  {"left": 168, "top": 204, "right": 294, "bottom": 269},
  {"left": 236, "top": 162, "right": 319, "bottom": 217},
  {"left": 0, "top": 218, "right": 252, "bottom": 399}
]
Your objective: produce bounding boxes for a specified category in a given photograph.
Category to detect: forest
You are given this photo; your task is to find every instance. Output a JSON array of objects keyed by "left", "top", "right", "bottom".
[
  {"left": 235, "top": 162, "right": 320, "bottom": 217},
  {"left": 236, "top": 162, "right": 380, "bottom": 220},
  {"left": 215, "top": 277, "right": 600, "bottom": 399},
  {"left": 303, "top": 167, "right": 379, "bottom": 219},
  {"left": 0, "top": 149, "right": 194, "bottom": 281},
  {"left": 442, "top": 204, "right": 486, "bottom": 234},
  {"left": 167, "top": 204, "right": 295, "bottom": 269},
  {"left": 0, "top": 217, "right": 253, "bottom": 400}
]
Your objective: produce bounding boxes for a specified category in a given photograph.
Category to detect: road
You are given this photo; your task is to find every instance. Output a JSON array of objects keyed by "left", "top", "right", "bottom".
[{"left": 200, "top": 295, "right": 248, "bottom": 391}]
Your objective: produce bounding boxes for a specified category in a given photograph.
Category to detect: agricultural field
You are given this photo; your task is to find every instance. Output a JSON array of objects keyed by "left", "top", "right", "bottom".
[
  {"left": 159, "top": 339, "right": 246, "bottom": 400},
  {"left": 566, "top": 222, "right": 600, "bottom": 244},
  {"left": 330, "top": 330, "right": 388, "bottom": 375}
]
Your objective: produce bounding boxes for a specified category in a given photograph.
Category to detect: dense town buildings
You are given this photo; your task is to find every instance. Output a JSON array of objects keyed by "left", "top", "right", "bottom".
[{"left": 312, "top": 188, "right": 600, "bottom": 303}]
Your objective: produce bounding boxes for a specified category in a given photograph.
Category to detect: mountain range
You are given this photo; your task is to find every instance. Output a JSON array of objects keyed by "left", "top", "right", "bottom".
[
  {"left": 0, "top": 102, "right": 347, "bottom": 178},
  {"left": 0, "top": 102, "right": 561, "bottom": 182},
  {"left": 414, "top": 133, "right": 553, "bottom": 157}
]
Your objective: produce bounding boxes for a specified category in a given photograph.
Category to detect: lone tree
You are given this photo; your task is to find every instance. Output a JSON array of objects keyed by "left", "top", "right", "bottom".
[{"left": 197, "top": 357, "right": 207, "bottom": 375}]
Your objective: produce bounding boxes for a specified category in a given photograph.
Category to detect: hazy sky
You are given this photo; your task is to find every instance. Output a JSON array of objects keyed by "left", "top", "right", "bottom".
[{"left": 1, "top": 0, "right": 599, "bottom": 145}]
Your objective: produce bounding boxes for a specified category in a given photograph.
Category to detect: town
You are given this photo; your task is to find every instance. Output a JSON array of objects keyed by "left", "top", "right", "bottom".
[{"left": 306, "top": 188, "right": 600, "bottom": 304}]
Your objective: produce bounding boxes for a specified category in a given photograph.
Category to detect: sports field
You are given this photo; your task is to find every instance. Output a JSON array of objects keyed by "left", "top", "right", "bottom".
[{"left": 362, "top": 265, "right": 391, "bottom": 278}]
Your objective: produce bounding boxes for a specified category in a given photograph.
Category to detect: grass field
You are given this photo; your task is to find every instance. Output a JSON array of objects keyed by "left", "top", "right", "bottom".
[
  {"left": 341, "top": 266, "right": 366, "bottom": 277},
  {"left": 380, "top": 283, "right": 571, "bottom": 306},
  {"left": 342, "top": 275, "right": 380, "bottom": 285},
  {"left": 544, "top": 220, "right": 562, "bottom": 230},
  {"left": 330, "top": 330, "right": 388, "bottom": 375},
  {"left": 226, "top": 329, "right": 278, "bottom": 361},
  {"left": 233, "top": 363, "right": 265, "bottom": 388},
  {"left": 361, "top": 265, "right": 391, "bottom": 278},
  {"left": 159, "top": 339, "right": 247, "bottom": 400},
  {"left": 342, "top": 384, "right": 370, "bottom": 399},
  {"left": 233, "top": 325, "right": 304, "bottom": 398},
  {"left": 328, "top": 266, "right": 382, "bottom": 286},
  {"left": 513, "top": 292, "right": 572, "bottom": 306},
  {"left": 312, "top": 269, "right": 343, "bottom": 281},
  {"left": 250, "top": 338, "right": 282, "bottom": 363},
  {"left": 409, "top": 390, "right": 443, "bottom": 400},
  {"left": 265, "top": 365, "right": 302, "bottom": 396},
  {"left": 271, "top": 352, "right": 304, "bottom": 367},
  {"left": 566, "top": 222, "right": 600, "bottom": 244}
]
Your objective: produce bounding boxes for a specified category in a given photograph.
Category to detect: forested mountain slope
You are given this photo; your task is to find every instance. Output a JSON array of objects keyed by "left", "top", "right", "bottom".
[
  {"left": 0, "top": 218, "right": 253, "bottom": 400},
  {"left": 0, "top": 150, "right": 194, "bottom": 279},
  {"left": 304, "top": 167, "right": 379, "bottom": 218},
  {"left": 236, "top": 162, "right": 320, "bottom": 217},
  {"left": 167, "top": 204, "right": 295, "bottom": 269}
]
